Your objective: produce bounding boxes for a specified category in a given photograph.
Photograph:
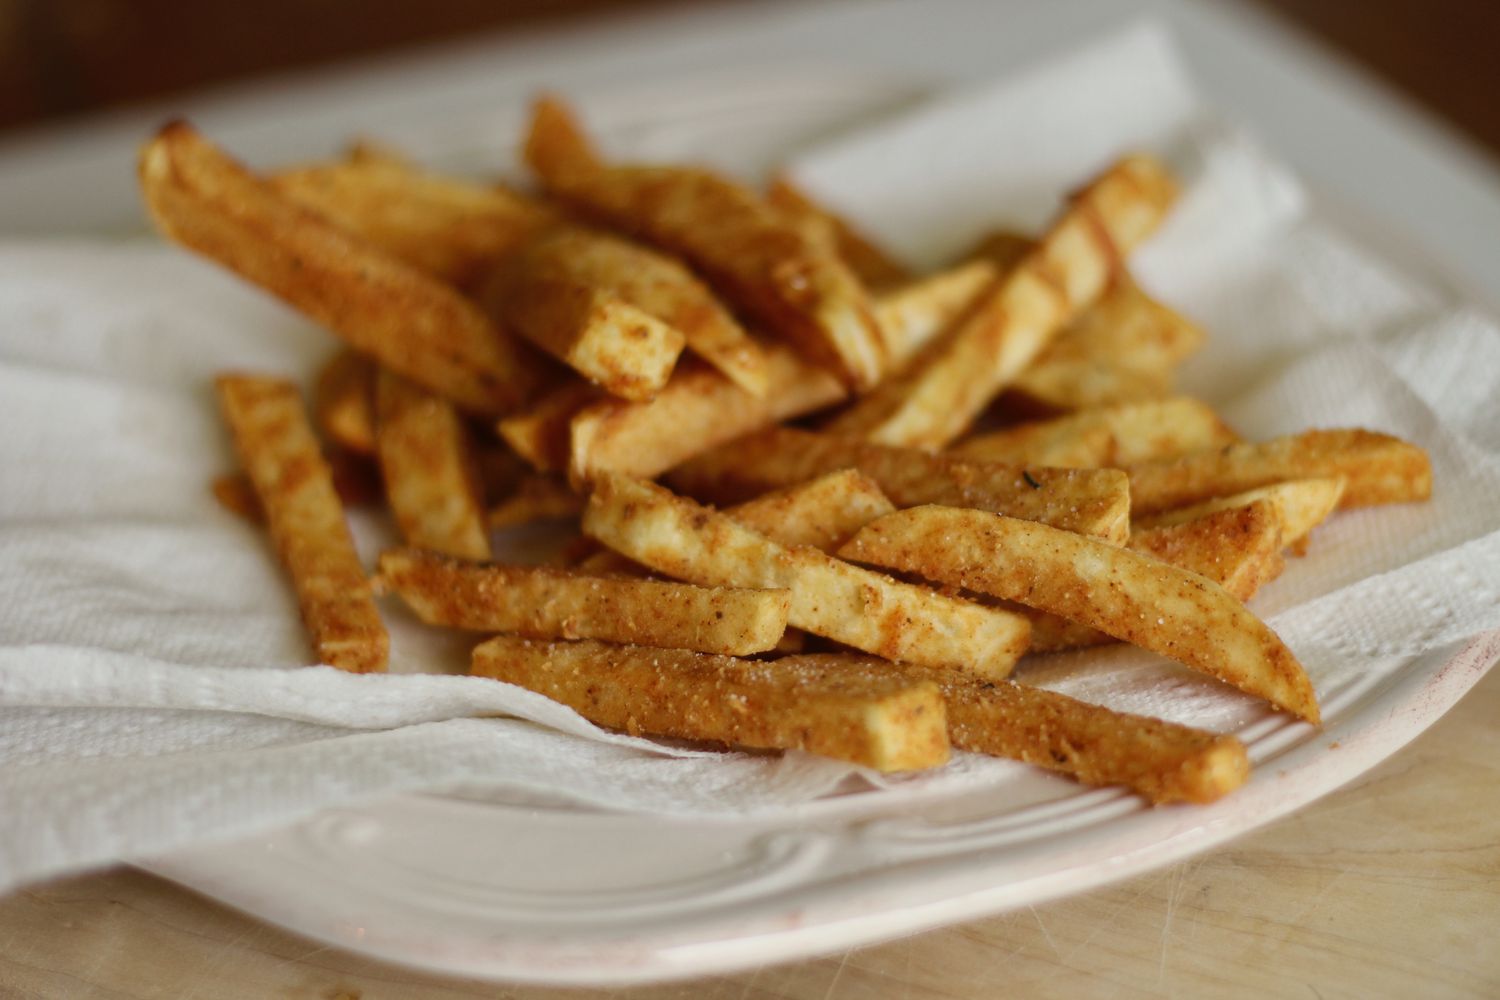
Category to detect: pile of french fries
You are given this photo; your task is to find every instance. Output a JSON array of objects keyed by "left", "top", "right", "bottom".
[{"left": 140, "top": 95, "right": 1433, "bottom": 807}]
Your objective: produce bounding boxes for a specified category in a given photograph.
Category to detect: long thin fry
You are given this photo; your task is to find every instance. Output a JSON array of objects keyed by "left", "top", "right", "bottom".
[
  {"left": 839, "top": 506, "right": 1318, "bottom": 721},
  {"left": 954, "top": 398, "right": 1236, "bottom": 468},
  {"left": 216, "top": 374, "right": 387, "bottom": 673},
  {"left": 471, "top": 636, "right": 949, "bottom": 772},
  {"left": 140, "top": 122, "right": 539, "bottom": 415},
  {"left": 497, "top": 379, "right": 600, "bottom": 473},
  {"left": 825, "top": 156, "right": 1177, "bottom": 446},
  {"left": 767, "top": 175, "right": 912, "bottom": 290},
  {"left": 380, "top": 549, "right": 789, "bottom": 655},
  {"left": 374, "top": 370, "right": 491, "bottom": 560},
  {"left": 668, "top": 426, "right": 1131, "bottom": 542},
  {"left": 872, "top": 258, "right": 998, "bottom": 368},
  {"left": 583, "top": 473, "right": 1030, "bottom": 678},
  {"left": 212, "top": 448, "right": 380, "bottom": 523}
]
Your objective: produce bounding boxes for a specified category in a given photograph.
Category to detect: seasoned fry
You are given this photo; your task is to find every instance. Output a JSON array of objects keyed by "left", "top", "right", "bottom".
[
  {"left": 216, "top": 374, "right": 387, "bottom": 672},
  {"left": 839, "top": 506, "right": 1318, "bottom": 721},
  {"left": 270, "top": 159, "right": 554, "bottom": 287},
  {"left": 825, "top": 155, "right": 1178, "bottom": 446},
  {"left": 730, "top": 469, "right": 896, "bottom": 553},
  {"left": 872, "top": 258, "right": 999, "bottom": 367},
  {"left": 212, "top": 448, "right": 381, "bottom": 523},
  {"left": 583, "top": 473, "right": 1030, "bottom": 678},
  {"left": 497, "top": 379, "right": 600, "bottom": 473},
  {"left": 487, "top": 474, "right": 584, "bottom": 528},
  {"left": 471, "top": 636, "right": 949, "bottom": 771},
  {"left": 954, "top": 398, "right": 1236, "bottom": 468},
  {"left": 312, "top": 349, "right": 377, "bottom": 454},
  {"left": 767, "top": 175, "right": 912, "bottom": 290},
  {"left": 569, "top": 349, "right": 845, "bottom": 485},
  {"left": 1128, "top": 429, "right": 1431, "bottom": 515},
  {"left": 140, "top": 122, "right": 539, "bottom": 415},
  {"left": 374, "top": 370, "right": 491, "bottom": 560},
  {"left": 525, "top": 96, "right": 886, "bottom": 391},
  {"left": 668, "top": 426, "right": 1131, "bottom": 542},
  {"left": 380, "top": 548, "right": 790, "bottom": 655},
  {"left": 482, "top": 236, "right": 686, "bottom": 401},
  {"left": 1136, "top": 477, "right": 1346, "bottom": 549}
]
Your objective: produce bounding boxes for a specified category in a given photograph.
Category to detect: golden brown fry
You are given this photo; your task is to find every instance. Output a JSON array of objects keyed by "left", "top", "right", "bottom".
[
  {"left": 568, "top": 349, "right": 845, "bottom": 485},
  {"left": 374, "top": 369, "right": 491, "bottom": 560},
  {"left": 270, "top": 159, "right": 555, "bottom": 288},
  {"left": 525, "top": 96, "right": 886, "bottom": 391},
  {"left": 482, "top": 235, "right": 686, "bottom": 401},
  {"left": 954, "top": 398, "right": 1237, "bottom": 468},
  {"left": 497, "top": 379, "right": 600, "bottom": 473},
  {"left": 813, "top": 655, "right": 1249, "bottom": 803},
  {"left": 216, "top": 374, "right": 387, "bottom": 673},
  {"left": 212, "top": 448, "right": 381, "bottom": 523},
  {"left": 839, "top": 506, "right": 1318, "bottom": 721},
  {"left": 312, "top": 349, "right": 377, "bottom": 454},
  {"left": 1136, "top": 478, "right": 1347, "bottom": 549},
  {"left": 825, "top": 156, "right": 1178, "bottom": 447},
  {"left": 487, "top": 474, "right": 584, "bottom": 528},
  {"left": 471, "top": 637, "right": 949, "bottom": 772},
  {"left": 729, "top": 469, "right": 896, "bottom": 553},
  {"left": 767, "top": 174, "right": 912, "bottom": 290},
  {"left": 668, "top": 426, "right": 1131, "bottom": 542},
  {"left": 583, "top": 473, "right": 1030, "bottom": 678},
  {"left": 380, "top": 548, "right": 790, "bottom": 655},
  {"left": 140, "top": 122, "right": 539, "bottom": 416},
  {"left": 872, "top": 258, "right": 999, "bottom": 369},
  {"left": 1128, "top": 429, "right": 1431, "bottom": 515}
]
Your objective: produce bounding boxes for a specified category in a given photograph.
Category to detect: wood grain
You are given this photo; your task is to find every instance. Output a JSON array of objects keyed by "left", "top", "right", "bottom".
[{"left": 1, "top": 665, "right": 1496, "bottom": 998}]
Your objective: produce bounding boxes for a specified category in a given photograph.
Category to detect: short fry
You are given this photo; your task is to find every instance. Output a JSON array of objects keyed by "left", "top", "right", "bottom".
[
  {"left": 380, "top": 548, "right": 789, "bottom": 655},
  {"left": 471, "top": 636, "right": 949, "bottom": 772},
  {"left": 583, "top": 473, "right": 1030, "bottom": 678},
  {"left": 312, "top": 349, "right": 377, "bottom": 455},
  {"left": 497, "top": 379, "right": 600, "bottom": 473},
  {"left": 872, "top": 258, "right": 999, "bottom": 369},
  {"left": 140, "top": 122, "right": 539, "bottom": 415},
  {"left": 375, "top": 370, "right": 491, "bottom": 560},
  {"left": 216, "top": 374, "right": 387, "bottom": 673},
  {"left": 1128, "top": 429, "right": 1431, "bottom": 514},
  {"left": 668, "top": 426, "right": 1131, "bottom": 542},
  {"left": 1136, "top": 477, "right": 1346, "bottom": 550},
  {"left": 729, "top": 469, "right": 896, "bottom": 553},
  {"left": 839, "top": 506, "right": 1319, "bottom": 721}
]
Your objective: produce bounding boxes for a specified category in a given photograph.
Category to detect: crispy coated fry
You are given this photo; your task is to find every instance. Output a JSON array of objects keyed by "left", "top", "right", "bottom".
[
  {"left": 729, "top": 469, "right": 896, "bottom": 553},
  {"left": 482, "top": 236, "right": 686, "bottom": 401},
  {"left": 668, "top": 426, "right": 1131, "bottom": 542},
  {"left": 1128, "top": 429, "right": 1431, "bottom": 515},
  {"left": 374, "top": 370, "right": 491, "bottom": 560},
  {"left": 270, "top": 159, "right": 554, "bottom": 287},
  {"left": 380, "top": 548, "right": 789, "bottom": 655},
  {"left": 954, "top": 398, "right": 1236, "bottom": 468},
  {"left": 872, "top": 258, "right": 999, "bottom": 368},
  {"left": 212, "top": 448, "right": 381, "bottom": 523},
  {"left": 1136, "top": 477, "right": 1346, "bottom": 550},
  {"left": 471, "top": 637, "right": 949, "bottom": 771},
  {"left": 312, "top": 349, "right": 377, "bottom": 454},
  {"left": 525, "top": 96, "right": 886, "bottom": 391},
  {"left": 569, "top": 349, "right": 845, "bottom": 484},
  {"left": 216, "top": 374, "right": 387, "bottom": 672},
  {"left": 825, "top": 156, "right": 1177, "bottom": 446},
  {"left": 583, "top": 473, "right": 1030, "bottom": 678},
  {"left": 487, "top": 474, "right": 584, "bottom": 528},
  {"left": 497, "top": 379, "right": 600, "bottom": 473},
  {"left": 140, "top": 122, "right": 539, "bottom": 415},
  {"left": 839, "top": 506, "right": 1318, "bottom": 721},
  {"left": 767, "top": 175, "right": 912, "bottom": 290}
]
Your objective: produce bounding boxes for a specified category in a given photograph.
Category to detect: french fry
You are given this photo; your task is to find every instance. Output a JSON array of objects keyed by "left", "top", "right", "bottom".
[
  {"left": 380, "top": 548, "right": 790, "bottom": 655},
  {"left": 482, "top": 234, "right": 687, "bottom": 402},
  {"left": 216, "top": 374, "right": 387, "bottom": 673},
  {"left": 1136, "top": 477, "right": 1347, "bottom": 550},
  {"left": 139, "top": 122, "right": 540, "bottom": 416},
  {"left": 471, "top": 636, "right": 949, "bottom": 772},
  {"left": 872, "top": 258, "right": 999, "bottom": 368},
  {"left": 838, "top": 506, "right": 1319, "bottom": 721},
  {"left": 815, "top": 655, "right": 1248, "bottom": 804},
  {"left": 270, "top": 158, "right": 555, "bottom": 287},
  {"left": 954, "top": 398, "right": 1237, "bottom": 468},
  {"left": 568, "top": 349, "right": 845, "bottom": 485},
  {"left": 667, "top": 426, "right": 1131, "bottom": 542},
  {"left": 525, "top": 96, "right": 886, "bottom": 391},
  {"left": 1128, "top": 429, "right": 1431, "bottom": 515},
  {"left": 497, "top": 379, "right": 600, "bottom": 473},
  {"left": 487, "top": 474, "right": 584, "bottom": 528},
  {"left": 824, "top": 155, "right": 1177, "bottom": 447},
  {"left": 767, "top": 174, "right": 912, "bottom": 290},
  {"left": 583, "top": 473, "right": 1030, "bottom": 678},
  {"left": 312, "top": 349, "right": 377, "bottom": 454},
  {"left": 212, "top": 448, "right": 381, "bottom": 523},
  {"left": 374, "top": 370, "right": 491, "bottom": 560},
  {"left": 729, "top": 469, "right": 896, "bottom": 553}
]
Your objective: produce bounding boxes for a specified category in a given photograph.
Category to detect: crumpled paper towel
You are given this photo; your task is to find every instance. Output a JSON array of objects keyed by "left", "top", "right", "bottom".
[{"left": 2, "top": 21, "right": 1498, "bottom": 894}]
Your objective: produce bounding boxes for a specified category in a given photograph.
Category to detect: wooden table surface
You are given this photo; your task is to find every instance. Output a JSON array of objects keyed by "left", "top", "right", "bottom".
[{"left": 4, "top": 3, "right": 1500, "bottom": 997}]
